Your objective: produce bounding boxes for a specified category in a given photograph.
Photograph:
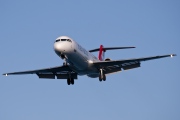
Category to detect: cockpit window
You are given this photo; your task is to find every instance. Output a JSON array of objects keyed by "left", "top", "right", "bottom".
[
  {"left": 61, "top": 39, "right": 66, "bottom": 41},
  {"left": 61, "top": 39, "right": 72, "bottom": 42},
  {"left": 55, "top": 39, "right": 60, "bottom": 42},
  {"left": 67, "top": 39, "right": 72, "bottom": 42},
  {"left": 55, "top": 39, "right": 72, "bottom": 43}
]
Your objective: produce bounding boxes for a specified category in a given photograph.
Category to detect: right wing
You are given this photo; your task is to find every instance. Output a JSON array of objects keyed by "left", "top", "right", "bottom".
[
  {"left": 3, "top": 65, "right": 77, "bottom": 79},
  {"left": 93, "top": 54, "right": 176, "bottom": 74}
]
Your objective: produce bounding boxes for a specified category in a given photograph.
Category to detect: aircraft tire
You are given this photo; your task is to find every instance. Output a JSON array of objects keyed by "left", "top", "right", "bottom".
[
  {"left": 71, "top": 78, "right": 74, "bottom": 85},
  {"left": 63, "top": 62, "right": 67, "bottom": 66},
  {"left": 103, "top": 74, "right": 106, "bottom": 81},
  {"left": 67, "top": 78, "right": 71, "bottom": 85},
  {"left": 99, "top": 75, "right": 102, "bottom": 82}
]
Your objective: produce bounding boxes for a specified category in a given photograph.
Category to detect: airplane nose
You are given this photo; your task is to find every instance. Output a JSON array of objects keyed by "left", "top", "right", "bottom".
[
  {"left": 54, "top": 40, "right": 73, "bottom": 55},
  {"left": 54, "top": 42, "right": 62, "bottom": 52}
]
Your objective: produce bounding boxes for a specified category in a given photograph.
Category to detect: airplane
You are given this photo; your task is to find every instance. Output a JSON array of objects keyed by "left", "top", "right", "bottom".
[{"left": 3, "top": 36, "right": 176, "bottom": 85}]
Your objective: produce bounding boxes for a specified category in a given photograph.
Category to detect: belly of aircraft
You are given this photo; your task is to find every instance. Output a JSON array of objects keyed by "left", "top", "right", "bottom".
[{"left": 67, "top": 52, "right": 99, "bottom": 76}]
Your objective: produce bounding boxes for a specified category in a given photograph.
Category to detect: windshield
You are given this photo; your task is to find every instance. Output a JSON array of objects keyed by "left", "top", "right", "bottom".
[
  {"left": 55, "top": 39, "right": 72, "bottom": 42},
  {"left": 55, "top": 39, "right": 60, "bottom": 42}
]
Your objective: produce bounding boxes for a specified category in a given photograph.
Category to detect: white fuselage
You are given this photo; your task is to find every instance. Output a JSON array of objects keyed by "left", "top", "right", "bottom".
[{"left": 54, "top": 36, "right": 100, "bottom": 78}]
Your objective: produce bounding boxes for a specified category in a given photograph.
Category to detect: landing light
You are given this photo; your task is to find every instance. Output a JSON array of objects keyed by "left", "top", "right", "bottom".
[
  {"left": 88, "top": 60, "right": 93, "bottom": 63},
  {"left": 5, "top": 74, "right": 8, "bottom": 76},
  {"left": 171, "top": 54, "right": 173, "bottom": 58}
]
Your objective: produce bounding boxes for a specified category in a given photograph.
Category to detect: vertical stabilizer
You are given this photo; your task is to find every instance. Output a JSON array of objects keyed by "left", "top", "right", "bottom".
[{"left": 98, "top": 45, "right": 105, "bottom": 61}]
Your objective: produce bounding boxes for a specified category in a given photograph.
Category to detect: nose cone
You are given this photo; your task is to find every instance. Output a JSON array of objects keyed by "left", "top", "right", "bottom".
[
  {"left": 54, "top": 41, "right": 73, "bottom": 54},
  {"left": 54, "top": 42, "right": 62, "bottom": 52}
]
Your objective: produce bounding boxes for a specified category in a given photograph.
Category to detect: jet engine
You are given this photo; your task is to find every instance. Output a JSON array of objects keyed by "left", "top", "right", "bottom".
[{"left": 105, "top": 58, "right": 111, "bottom": 61}]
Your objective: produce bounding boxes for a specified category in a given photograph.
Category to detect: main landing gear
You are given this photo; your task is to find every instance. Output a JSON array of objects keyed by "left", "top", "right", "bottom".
[
  {"left": 99, "top": 69, "right": 106, "bottom": 82},
  {"left": 67, "top": 78, "right": 74, "bottom": 85},
  {"left": 62, "top": 61, "right": 75, "bottom": 85},
  {"left": 66, "top": 71, "right": 75, "bottom": 85}
]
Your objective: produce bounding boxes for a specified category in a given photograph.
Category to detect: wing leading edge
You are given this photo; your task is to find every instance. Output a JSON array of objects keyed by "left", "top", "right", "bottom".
[
  {"left": 93, "top": 54, "right": 176, "bottom": 74},
  {"left": 3, "top": 54, "right": 176, "bottom": 78},
  {"left": 3, "top": 65, "right": 77, "bottom": 79}
]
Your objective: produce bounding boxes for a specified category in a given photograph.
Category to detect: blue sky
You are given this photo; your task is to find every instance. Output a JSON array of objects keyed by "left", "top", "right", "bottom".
[{"left": 0, "top": 0, "right": 180, "bottom": 120}]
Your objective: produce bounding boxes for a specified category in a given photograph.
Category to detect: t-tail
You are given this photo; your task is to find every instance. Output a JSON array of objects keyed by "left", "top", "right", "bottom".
[
  {"left": 93, "top": 45, "right": 136, "bottom": 61},
  {"left": 98, "top": 45, "right": 105, "bottom": 61}
]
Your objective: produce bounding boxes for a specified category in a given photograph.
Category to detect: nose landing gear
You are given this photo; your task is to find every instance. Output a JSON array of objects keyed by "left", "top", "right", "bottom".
[{"left": 63, "top": 62, "right": 67, "bottom": 66}]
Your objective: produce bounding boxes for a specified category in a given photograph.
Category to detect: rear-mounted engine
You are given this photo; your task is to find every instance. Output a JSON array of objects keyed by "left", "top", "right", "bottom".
[{"left": 105, "top": 58, "right": 111, "bottom": 61}]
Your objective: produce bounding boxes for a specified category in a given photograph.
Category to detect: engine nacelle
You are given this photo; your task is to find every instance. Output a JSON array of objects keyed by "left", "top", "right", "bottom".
[{"left": 105, "top": 58, "right": 111, "bottom": 61}]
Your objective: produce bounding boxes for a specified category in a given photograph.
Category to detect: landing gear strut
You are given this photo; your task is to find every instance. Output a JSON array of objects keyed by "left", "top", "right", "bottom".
[
  {"left": 63, "top": 61, "right": 67, "bottom": 66},
  {"left": 99, "top": 69, "right": 106, "bottom": 82}
]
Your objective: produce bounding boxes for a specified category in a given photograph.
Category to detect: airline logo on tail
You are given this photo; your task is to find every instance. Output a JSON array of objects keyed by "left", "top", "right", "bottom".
[{"left": 98, "top": 45, "right": 105, "bottom": 61}]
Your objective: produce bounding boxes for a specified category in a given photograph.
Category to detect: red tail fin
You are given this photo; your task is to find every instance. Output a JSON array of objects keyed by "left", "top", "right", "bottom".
[{"left": 98, "top": 45, "right": 105, "bottom": 61}]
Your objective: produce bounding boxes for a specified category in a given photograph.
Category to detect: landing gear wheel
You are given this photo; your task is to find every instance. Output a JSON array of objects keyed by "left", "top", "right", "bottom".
[
  {"left": 99, "top": 69, "right": 106, "bottom": 82},
  {"left": 67, "top": 78, "right": 75, "bottom": 85},
  {"left": 67, "top": 78, "right": 71, "bottom": 85},
  {"left": 71, "top": 78, "right": 74, "bottom": 85},
  {"left": 99, "top": 76, "right": 102, "bottom": 82},
  {"left": 63, "top": 62, "right": 67, "bottom": 66},
  {"left": 103, "top": 74, "right": 106, "bottom": 81}
]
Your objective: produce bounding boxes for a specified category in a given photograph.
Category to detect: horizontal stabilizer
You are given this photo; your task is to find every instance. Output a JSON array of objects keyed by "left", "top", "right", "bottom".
[{"left": 89, "top": 47, "right": 135, "bottom": 52}]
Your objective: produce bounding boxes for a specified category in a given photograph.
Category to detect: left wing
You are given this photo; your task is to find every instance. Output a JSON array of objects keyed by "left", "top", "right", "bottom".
[
  {"left": 3, "top": 65, "right": 77, "bottom": 79},
  {"left": 93, "top": 54, "right": 176, "bottom": 74}
]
